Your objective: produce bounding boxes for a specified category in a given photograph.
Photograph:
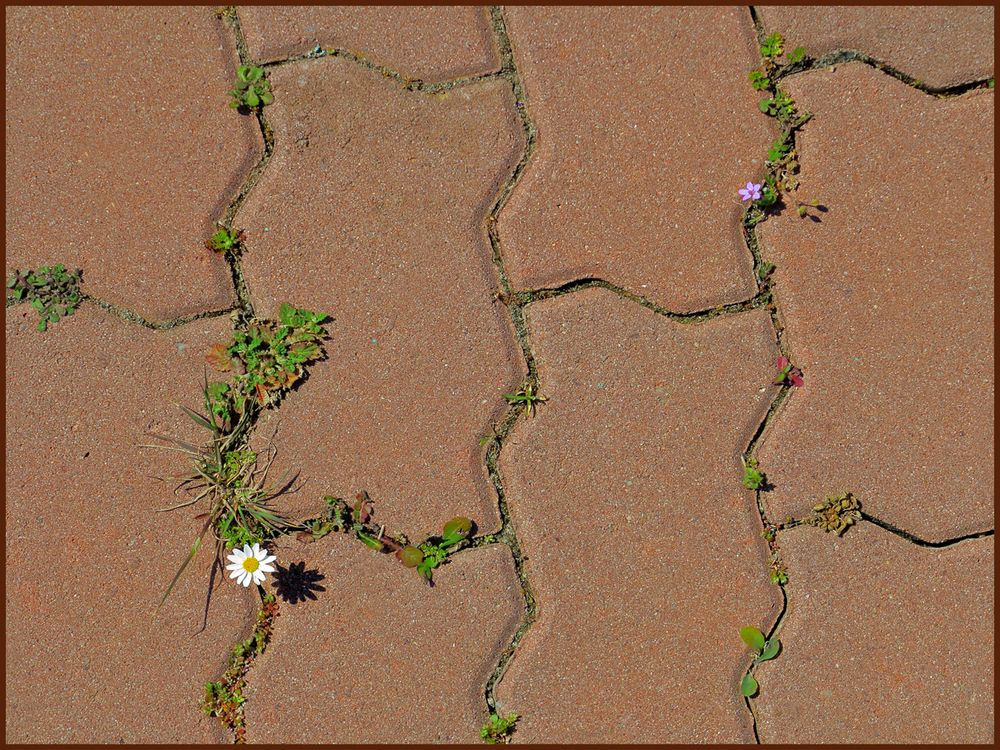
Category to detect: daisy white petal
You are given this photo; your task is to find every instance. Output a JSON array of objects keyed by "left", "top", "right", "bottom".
[
  {"left": 242, "top": 543, "right": 254, "bottom": 557},
  {"left": 227, "top": 551, "right": 244, "bottom": 563},
  {"left": 258, "top": 563, "right": 276, "bottom": 574},
  {"left": 252, "top": 570, "right": 266, "bottom": 585},
  {"left": 260, "top": 554, "right": 277, "bottom": 565},
  {"left": 252, "top": 542, "right": 261, "bottom": 556},
  {"left": 229, "top": 567, "right": 243, "bottom": 579}
]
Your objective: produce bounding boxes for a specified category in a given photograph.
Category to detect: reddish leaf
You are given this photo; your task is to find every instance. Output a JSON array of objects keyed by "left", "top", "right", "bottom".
[
  {"left": 776, "top": 355, "right": 789, "bottom": 370},
  {"left": 205, "top": 343, "right": 232, "bottom": 372},
  {"left": 789, "top": 370, "right": 804, "bottom": 388}
]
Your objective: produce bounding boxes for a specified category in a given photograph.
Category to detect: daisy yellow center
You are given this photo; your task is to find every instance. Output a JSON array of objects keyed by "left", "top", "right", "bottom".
[{"left": 242, "top": 557, "right": 260, "bottom": 573}]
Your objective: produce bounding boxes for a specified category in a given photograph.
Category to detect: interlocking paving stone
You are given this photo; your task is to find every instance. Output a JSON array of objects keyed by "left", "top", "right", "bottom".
[
  {"left": 498, "top": 7, "right": 775, "bottom": 312},
  {"left": 5, "top": 7, "right": 259, "bottom": 322},
  {"left": 237, "top": 60, "right": 525, "bottom": 537},
  {"left": 756, "top": 64, "right": 993, "bottom": 542},
  {"left": 757, "top": 6, "right": 995, "bottom": 90},
  {"left": 754, "top": 526, "right": 993, "bottom": 743},
  {"left": 243, "top": 540, "right": 521, "bottom": 742},
  {"left": 4, "top": 310, "right": 254, "bottom": 742},
  {"left": 241, "top": 6, "right": 499, "bottom": 81},
  {"left": 494, "top": 289, "right": 781, "bottom": 742}
]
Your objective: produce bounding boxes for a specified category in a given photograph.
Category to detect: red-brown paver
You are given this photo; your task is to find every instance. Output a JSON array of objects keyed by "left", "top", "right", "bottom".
[
  {"left": 494, "top": 289, "right": 782, "bottom": 742},
  {"left": 240, "top": 6, "right": 499, "bottom": 81},
  {"left": 244, "top": 539, "right": 521, "bottom": 742},
  {"left": 756, "top": 64, "right": 993, "bottom": 542},
  {"left": 5, "top": 7, "right": 259, "bottom": 322},
  {"left": 754, "top": 525, "right": 993, "bottom": 743},
  {"left": 5, "top": 309, "right": 255, "bottom": 743},
  {"left": 236, "top": 59, "right": 525, "bottom": 537},
  {"left": 757, "top": 6, "right": 994, "bottom": 89},
  {"left": 498, "top": 7, "right": 775, "bottom": 312}
]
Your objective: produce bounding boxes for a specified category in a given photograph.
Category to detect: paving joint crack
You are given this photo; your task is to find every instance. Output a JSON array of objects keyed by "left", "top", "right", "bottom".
[
  {"left": 261, "top": 46, "right": 505, "bottom": 95},
  {"left": 749, "top": 5, "right": 993, "bottom": 98},
  {"left": 511, "top": 276, "right": 771, "bottom": 323},
  {"left": 80, "top": 294, "right": 235, "bottom": 331}
]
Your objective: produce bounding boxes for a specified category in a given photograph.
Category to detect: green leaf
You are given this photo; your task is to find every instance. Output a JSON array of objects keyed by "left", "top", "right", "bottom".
[
  {"left": 259, "top": 91, "right": 274, "bottom": 105},
  {"left": 244, "top": 88, "right": 260, "bottom": 107},
  {"left": 757, "top": 638, "right": 780, "bottom": 662},
  {"left": 356, "top": 531, "right": 383, "bottom": 551},
  {"left": 441, "top": 516, "right": 472, "bottom": 546},
  {"left": 179, "top": 405, "right": 214, "bottom": 431},
  {"left": 37, "top": 319, "right": 47, "bottom": 332},
  {"left": 740, "top": 626, "right": 766, "bottom": 651},
  {"left": 758, "top": 99, "right": 772, "bottom": 114},
  {"left": 740, "top": 673, "right": 759, "bottom": 697}
]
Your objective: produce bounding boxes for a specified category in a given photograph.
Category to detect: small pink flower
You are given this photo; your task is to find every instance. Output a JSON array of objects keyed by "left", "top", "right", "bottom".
[{"left": 739, "top": 181, "right": 762, "bottom": 202}]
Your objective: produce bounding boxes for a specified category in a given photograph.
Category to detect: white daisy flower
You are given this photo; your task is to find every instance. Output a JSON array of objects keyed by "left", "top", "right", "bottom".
[{"left": 226, "top": 543, "right": 277, "bottom": 587}]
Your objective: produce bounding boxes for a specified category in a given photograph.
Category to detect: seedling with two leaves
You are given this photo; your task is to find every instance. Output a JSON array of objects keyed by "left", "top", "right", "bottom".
[
  {"left": 739, "top": 625, "right": 781, "bottom": 697},
  {"left": 398, "top": 516, "right": 475, "bottom": 585}
]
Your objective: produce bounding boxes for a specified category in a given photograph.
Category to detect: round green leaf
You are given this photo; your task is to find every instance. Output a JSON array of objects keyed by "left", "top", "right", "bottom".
[
  {"left": 739, "top": 626, "right": 766, "bottom": 651},
  {"left": 757, "top": 638, "right": 780, "bottom": 662},
  {"left": 244, "top": 89, "right": 260, "bottom": 107},
  {"left": 398, "top": 545, "right": 424, "bottom": 568},
  {"left": 740, "top": 673, "right": 759, "bottom": 697}
]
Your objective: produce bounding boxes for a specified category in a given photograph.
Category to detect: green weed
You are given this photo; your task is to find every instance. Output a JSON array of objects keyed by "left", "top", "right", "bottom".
[
  {"left": 758, "top": 88, "right": 797, "bottom": 120},
  {"left": 229, "top": 65, "right": 273, "bottom": 110},
  {"left": 144, "top": 377, "right": 303, "bottom": 607},
  {"left": 759, "top": 32, "right": 784, "bottom": 59},
  {"left": 481, "top": 712, "right": 519, "bottom": 744},
  {"left": 786, "top": 46, "right": 807, "bottom": 64},
  {"left": 504, "top": 382, "right": 548, "bottom": 418},
  {"left": 206, "top": 303, "right": 329, "bottom": 414},
  {"left": 306, "top": 494, "right": 475, "bottom": 585},
  {"left": 739, "top": 625, "right": 781, "bottom": 697},
  {"left": 741, "top": 456, "right": 766, "bottom": 490},
  {"left": 6, "top": 265, "right": 82, "bottom": 331},
  {"left": 748, "top": 70, "right": 770, "bottom": 90},
  {"left": 206, "top": 227, "right": 245, "bottom": 253},
  {"left": 202, "top": 592, "right": 278, "bottom": 742}
]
